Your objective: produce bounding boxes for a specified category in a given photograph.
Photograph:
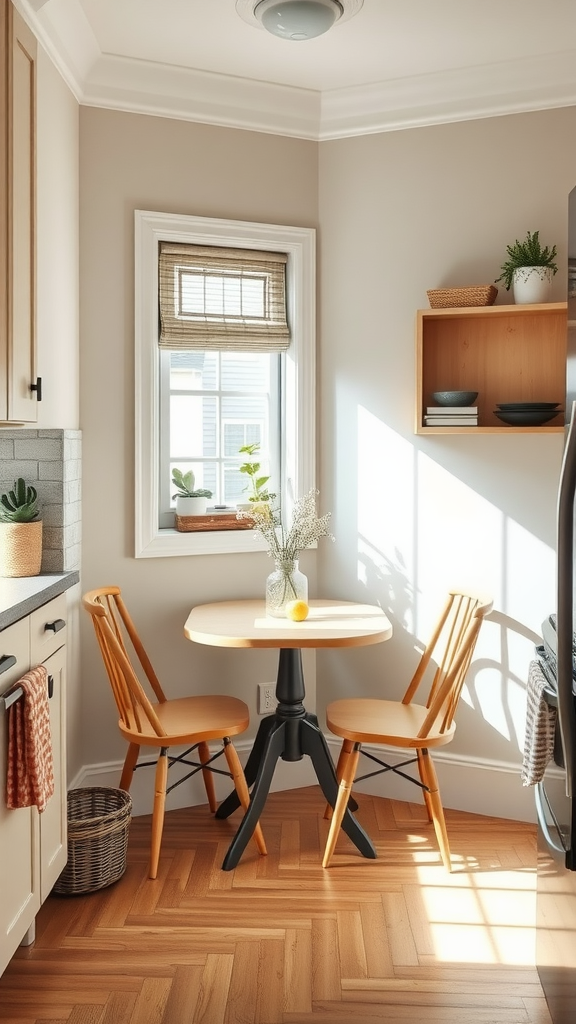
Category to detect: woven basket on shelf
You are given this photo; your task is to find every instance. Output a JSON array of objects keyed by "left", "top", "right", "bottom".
[
  {"left": 53, "top": 787, "right": 132, "bottom": 896},
  {"left": 427, "top": 285, "right": 498, "bottom": 308}
]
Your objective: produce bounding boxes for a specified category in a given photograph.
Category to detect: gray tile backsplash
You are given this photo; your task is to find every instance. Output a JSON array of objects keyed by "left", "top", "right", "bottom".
[{"left": 0, "top": 429, "right": 81, "bottom": 571}]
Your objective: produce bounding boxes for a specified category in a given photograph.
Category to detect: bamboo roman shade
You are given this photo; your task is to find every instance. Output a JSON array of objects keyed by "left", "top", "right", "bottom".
[{"left": 158, "top": 242, "right": 290, "bottom": 352}]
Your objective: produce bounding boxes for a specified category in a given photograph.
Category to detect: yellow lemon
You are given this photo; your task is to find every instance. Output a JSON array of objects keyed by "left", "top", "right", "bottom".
[{"left": 286, "top": 599, "right": 309, "bottom": 622}]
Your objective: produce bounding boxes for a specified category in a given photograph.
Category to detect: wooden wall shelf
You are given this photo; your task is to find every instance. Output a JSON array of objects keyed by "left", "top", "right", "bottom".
[{"left": 416, "top": 302, "right": 567, "bottom": 435}]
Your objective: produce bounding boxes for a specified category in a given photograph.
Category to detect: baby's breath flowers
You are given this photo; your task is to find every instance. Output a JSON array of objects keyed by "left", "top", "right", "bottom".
[
  {"left": 237, "top": 488, "right": 334, "bottom": 561},
  {"left": 238, "top": 489, "right": 334, "bottom": 615}
]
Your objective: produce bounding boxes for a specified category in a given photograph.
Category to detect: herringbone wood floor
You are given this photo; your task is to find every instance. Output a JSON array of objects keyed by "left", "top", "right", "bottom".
[{"left": 0, "top": 786, "right": 551, "bottom": 1024}]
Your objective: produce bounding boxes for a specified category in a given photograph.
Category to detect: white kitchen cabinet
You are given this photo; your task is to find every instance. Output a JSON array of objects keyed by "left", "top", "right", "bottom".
[
  {"left": 0, "top": 0, "right": 39, "bottom": 424},
  {"left": 0, "top": 593, "right": 68, "bottom": 975}
]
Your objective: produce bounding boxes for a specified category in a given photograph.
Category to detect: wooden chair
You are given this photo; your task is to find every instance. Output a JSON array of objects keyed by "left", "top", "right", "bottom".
[
  {"left": 322, "top": 590, "right": 493, "bottom": 871},
  {"left": 82, "top": 586, "right": 266, "bottom": 878}
]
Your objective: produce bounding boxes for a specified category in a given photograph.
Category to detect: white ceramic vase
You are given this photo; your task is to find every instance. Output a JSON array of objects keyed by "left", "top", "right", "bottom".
[
  {"left": 512, "top": 266, "right": 554, "bottom": 305},
  {"left": 175, "top": 495, "right": 208, "bottom": 516}
]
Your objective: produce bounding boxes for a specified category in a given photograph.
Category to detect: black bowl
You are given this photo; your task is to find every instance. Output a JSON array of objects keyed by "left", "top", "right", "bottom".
[
  {"left": 494, "top": 409, "right": 562, "bottom": 426},
  {"left": 496, "top": 402, "right": 560, "bottom": 411},
  {"left": 432, "top": 390, "right": 478, "bottom": 407}
]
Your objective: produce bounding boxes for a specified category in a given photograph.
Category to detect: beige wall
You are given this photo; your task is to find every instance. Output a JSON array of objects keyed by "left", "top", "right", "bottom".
[
  {"left": 79, "top": 108, "right": 319, "bottom": 769},
  {"left": 317, "top": 107, "right": 576, "bottom": 818},
  {"left": 76, "top": 100, "right": 576, "bottom": 819}
]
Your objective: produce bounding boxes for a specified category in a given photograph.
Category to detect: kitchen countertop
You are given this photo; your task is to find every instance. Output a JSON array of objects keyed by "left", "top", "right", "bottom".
[{"left": 0, "top": 571, "right": 80, "bottom": 631}]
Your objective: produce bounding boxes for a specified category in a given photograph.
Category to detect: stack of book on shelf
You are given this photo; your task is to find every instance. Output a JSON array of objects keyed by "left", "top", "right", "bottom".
[{"left": 424, "top": 405, "right": 478, "bottom": 426}]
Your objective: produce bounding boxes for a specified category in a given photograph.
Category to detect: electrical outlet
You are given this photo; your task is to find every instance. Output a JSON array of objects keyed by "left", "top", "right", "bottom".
[{"left": 258, "top": 682, "right": 277, "bottom": 715}]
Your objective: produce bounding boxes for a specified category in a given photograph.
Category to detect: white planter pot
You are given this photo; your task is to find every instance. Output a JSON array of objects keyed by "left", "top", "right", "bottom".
[
  {"left": 175, "top": 495, "right": 208, "bottom": 516},
  {"left": 512, "top": 266, "right": 554, "bottom": 305}
]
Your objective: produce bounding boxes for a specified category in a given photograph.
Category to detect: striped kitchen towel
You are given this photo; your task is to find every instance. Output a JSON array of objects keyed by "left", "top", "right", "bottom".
[
  {"left": 6, "top": 665, "right": 55, "bottom": 812},
  {"left": 521, "top": 658, "right": 556, "bottom": 786}
]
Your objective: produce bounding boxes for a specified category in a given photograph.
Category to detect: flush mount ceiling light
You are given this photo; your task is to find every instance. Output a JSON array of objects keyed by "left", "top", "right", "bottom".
[{"left": 236, "top": 0, "right": 363, "bottom": 41}]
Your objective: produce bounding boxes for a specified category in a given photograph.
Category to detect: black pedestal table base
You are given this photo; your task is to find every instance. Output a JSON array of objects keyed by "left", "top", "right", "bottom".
[{"left": 216, "top": 647, "right": 375, "bottom": 870}]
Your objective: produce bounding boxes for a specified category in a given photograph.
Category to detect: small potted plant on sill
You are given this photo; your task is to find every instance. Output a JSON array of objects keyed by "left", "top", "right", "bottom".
[
  {"left": 0, "top": 478, "right": 42, "bottom": 577},
  {"left": 237, "top": 443, "right": 275, "bottom": 513},
  {"left": 495, "top": 229, "right": 558, "bottom": 305},
  {"left": 171, "top": 468, "right": 213, "bottom": 517}
]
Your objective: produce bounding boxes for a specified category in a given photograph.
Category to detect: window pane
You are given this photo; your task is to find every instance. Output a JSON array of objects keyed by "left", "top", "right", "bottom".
[
  {"left": 179, "top": 270, "right": 266, "bottom": 321},
  {"left": 221, "top": 351, "right": 271, "bottom": 392},
  {"left": 240, "top": 275, "right": 266, "bottom": 318},
  {"left": 170, "top": 395, "right": 217, "bottom": 457},
  {"left": 161, "top": 347, "right": 278, "bottom": 514},
  {"left": 179, "top": 272, "right": 205, "bottom": 315},
  {"left": 169, "top": 351, "right": 217, "bottom": 390},
  {"left": 225, "top": 461, "right": 255, "bottom": 505}
]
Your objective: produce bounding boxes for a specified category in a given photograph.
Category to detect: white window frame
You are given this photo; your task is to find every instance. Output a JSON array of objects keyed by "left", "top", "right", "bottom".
[{"left": 134, "top": 210, "right": 316, "bottom": 557}]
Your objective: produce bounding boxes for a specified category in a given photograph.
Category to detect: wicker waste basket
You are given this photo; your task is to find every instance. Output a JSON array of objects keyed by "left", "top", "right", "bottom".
[{"left": 53, "top": 787, "right": 132, "bottom": 896}]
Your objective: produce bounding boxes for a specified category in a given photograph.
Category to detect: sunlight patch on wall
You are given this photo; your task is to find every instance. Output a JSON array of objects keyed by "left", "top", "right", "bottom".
[
  {"left": 357, "top": 408, "right": 416, "bottom": 630},
  {"left": 417, "top": 450, "right": 501, "bottom": 616}
]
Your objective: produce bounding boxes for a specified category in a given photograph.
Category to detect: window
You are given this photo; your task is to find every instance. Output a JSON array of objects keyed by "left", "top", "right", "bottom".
[
  {"left": 158, "top": 348, "right": 280, "bottom": 527},
  {"left": 135, "top": 211, "right": 316, "bottom": 557}
]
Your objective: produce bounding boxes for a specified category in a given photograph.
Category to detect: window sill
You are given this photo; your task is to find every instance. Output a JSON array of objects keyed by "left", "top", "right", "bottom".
[{"left": 136, "top": 526, "right": 269, "bottom": 558}]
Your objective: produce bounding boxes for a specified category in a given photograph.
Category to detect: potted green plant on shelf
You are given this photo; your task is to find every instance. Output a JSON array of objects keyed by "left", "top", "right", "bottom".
[
  {"left": 0, "top": 478, "right": 42, "bottom": 577},
  {"left": 171, "top": 468, "right": 213, "bottom": 517},
  {"left": 237, "top": 442, "right": 275, "bottom": 511},
  {"left": 495, "top": 229, "right": 558, "bottom": 305}
]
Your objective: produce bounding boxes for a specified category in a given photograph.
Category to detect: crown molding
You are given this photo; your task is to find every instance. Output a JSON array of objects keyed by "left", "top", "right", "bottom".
[
  {"left": 82, "top": 55, "right": 322, "bottom": 140},
  {"left": 17, "top": 0, "right": 576, "bottom": 141},
  {"left": 319, "top": 49, "right": 576, "bottom": 140}
]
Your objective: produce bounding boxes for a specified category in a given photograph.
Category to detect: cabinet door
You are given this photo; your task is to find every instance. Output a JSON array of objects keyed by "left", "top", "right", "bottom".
[
  {"left": 0, "top": 617, "right": 39, "bottom": 977},
  {"left": 0, "top": 1, "right": 38, "bottom": 424},
  {"left": 30, "top": 595, "right": 68, "bottom": 900},
  {"left": 39, "top": 644, "right": 66, "bottom": 900}
]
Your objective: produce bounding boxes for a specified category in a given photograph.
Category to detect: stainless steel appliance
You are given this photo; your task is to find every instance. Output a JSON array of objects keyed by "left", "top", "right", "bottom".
[{"left": 535, "top": 183, "right": 576, "bottom": 1024}]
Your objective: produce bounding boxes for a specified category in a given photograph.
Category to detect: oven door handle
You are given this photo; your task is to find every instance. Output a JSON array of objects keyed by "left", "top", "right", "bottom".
[{"left": 535, "top": 781, "right": 566, "bottom": 854}]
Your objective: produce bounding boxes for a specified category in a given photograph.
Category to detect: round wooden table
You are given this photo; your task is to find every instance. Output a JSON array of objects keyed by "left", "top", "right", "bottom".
[{"left": 184, "top": 598, "right": 392, "bottom": 869}]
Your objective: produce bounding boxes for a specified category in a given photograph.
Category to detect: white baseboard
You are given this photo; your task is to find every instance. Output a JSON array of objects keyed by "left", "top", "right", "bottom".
[{"left": 70, "top": 736, "right": 544, "bottom": 824}]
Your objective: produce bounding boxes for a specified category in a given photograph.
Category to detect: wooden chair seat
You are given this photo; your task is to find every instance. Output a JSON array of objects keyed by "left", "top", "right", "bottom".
[
  {"left": 322, "top": 590, "right": 492, "bottom": 872},
  {"left": 119, "top": 694, "right": 250, "bottom": 747},
  {"left": 326, "top": 698, "right": 456, "bottom": 749},
  {"left": 82, "top": 585, "right": 267, "bottom": 879}
]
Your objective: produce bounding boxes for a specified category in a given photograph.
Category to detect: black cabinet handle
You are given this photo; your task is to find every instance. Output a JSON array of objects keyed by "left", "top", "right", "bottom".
[
  {"left": 47, "top": 674, "right": 54, "bottom": 699},
  {"left": 0, "top": 654, "right": 17, "bottom": 675},
  {"left": 44, "top": 618, "right": 65, "bottom": 633},
  {"left": 30, "top": 376, "right": 42, "bottom": 402}
]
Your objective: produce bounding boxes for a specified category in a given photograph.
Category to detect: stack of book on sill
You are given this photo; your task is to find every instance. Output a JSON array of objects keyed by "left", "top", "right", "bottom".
[{"left": 424, "top": 406, "right": 478, "bottom": 427}]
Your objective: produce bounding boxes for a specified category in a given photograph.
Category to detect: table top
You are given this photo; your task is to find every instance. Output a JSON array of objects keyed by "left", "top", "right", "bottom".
[{"left": 184, "top": 598, "right": 393, "bottom": 650}]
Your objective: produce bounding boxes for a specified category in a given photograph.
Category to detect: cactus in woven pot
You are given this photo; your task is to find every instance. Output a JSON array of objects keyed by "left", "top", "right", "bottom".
[{"left": 0, "top": 478, "right": 42, "bottom": 577}]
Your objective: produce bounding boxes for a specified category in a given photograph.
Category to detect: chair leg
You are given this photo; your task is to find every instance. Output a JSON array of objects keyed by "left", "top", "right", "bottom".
[
  {"left": 149, "top": 748, "right": 168, "bottom": 880},
  {"left": 223, "top": 739, "right": 267, "bottom": 857},
  {"left": 416, "top": 748, "right": 434, "bottom": 822},
  {"left": 322, "top": 742, "right": 361, "bottom": 868},
  {"left": 419, "top": 749, "right": 452, "bottom": 872},
  {"left": 119, "top": 742, "right": 140, "bottom": 791},
  {"left": 199, "top": 740, "right": 217, "bottom": 813},
  {"left": 324, "top": 738, "right": 354, "bottom": 820}
]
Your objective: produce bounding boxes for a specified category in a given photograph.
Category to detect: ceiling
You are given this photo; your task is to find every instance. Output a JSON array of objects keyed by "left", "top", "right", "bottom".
[{"left": 18, "top": 0, "right": 576, "bottom": 140}]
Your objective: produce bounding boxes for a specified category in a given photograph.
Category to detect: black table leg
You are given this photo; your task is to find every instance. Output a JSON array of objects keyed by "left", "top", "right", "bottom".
[
  {"left": 218, "top": 646, "right": 375, "bottom": 870},
  {"left": 216, "top": 713, "right": 277, "bottom": 819}
]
